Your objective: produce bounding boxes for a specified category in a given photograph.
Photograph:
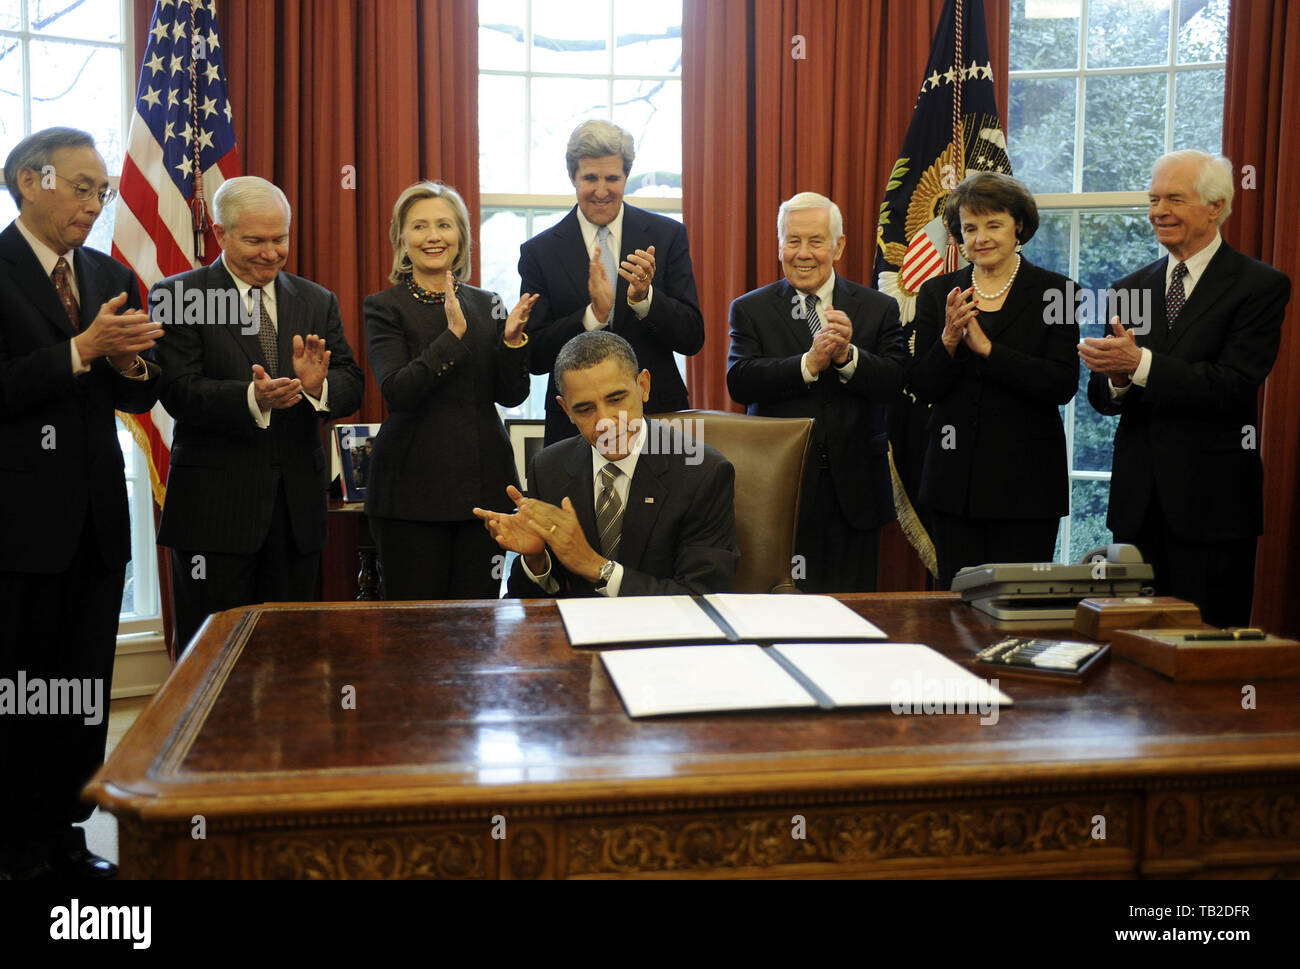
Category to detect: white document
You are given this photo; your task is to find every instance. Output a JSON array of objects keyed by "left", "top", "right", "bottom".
[
  {"left": 770, "top": 642, "right": 1013, "bottom": 709},
  {"left": 601, "top": 645, "right": 818, "bottom": 717},
  {"left": 557, "top": 595, "right": 720, "bottom": 648},
  {"left": 704, "top": 594, "right": 887, "bottom": 641}
]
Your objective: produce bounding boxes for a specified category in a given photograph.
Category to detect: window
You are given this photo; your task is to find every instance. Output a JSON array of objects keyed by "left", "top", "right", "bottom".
[
  {"left": 1007, "top": 0, "right": 1228, "bottom": 562},
  {"left": 1, "top": 1, "right": 157, "bottom": 626},
  {"left": 478, "top": 0, "right": 684, "bottom": 419}
]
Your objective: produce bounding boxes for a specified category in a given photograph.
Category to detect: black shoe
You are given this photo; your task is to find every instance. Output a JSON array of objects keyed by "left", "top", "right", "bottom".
[{"left": 53, "top": 828, "right": 118, "bottom": 880}]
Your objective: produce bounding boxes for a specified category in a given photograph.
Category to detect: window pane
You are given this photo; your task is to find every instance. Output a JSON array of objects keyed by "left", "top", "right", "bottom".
[
  {"left": 531, "top": 0, "right": 609, "bottom": 75},
  {"left": 613, "top": 0, "right": 681, "bottom": 76},
  {"left": 530, "top": 76, "right": 608, "bottom": 193},
  {"left": 613, "top": 78, "right": 681, "bottom": 198},
  {"left": 1010, "top": 0, "right": 1080, "bottom": 71},
  {"left": 479, "top": 74, "right": 527, "bottom": 193},
  {"left": 1082, "top": 73, "right": 1165, "bottom": 193},
  {"left": 481, "top": 208, "right": 526, "bottom": 302},
  {"left": 28, "top": 0, "right": 121, "bottom": 42},
  {"left": 1026, "top": 209, "right": 1072, "bottom": 277},
  {"left": 1067, "top": 478, "right": 1113, "bottom": 562},
  {"left": 1178, "top": 0, "right": 1229, "bottom": 64},
  {"left": 479, "top": 0, "right": 527, "bottom": 72},
  {"left": 0, "top": 1, "right": 18, "bottom": 29},
  {"left": 1173, "top": 67, "right": 1224, "bottom": 153},
  {"left": 1008, "top": 76, "right": 1076, "bottom": 193},
  {"left": 0, "top": 34, "right": 23, "bottom": 158},
  {"left": 1086, "top": 0, "right": 1170, "bottom": 69},
  {"left": 29, "top": 41, "right": 124, "bottom": 169}
]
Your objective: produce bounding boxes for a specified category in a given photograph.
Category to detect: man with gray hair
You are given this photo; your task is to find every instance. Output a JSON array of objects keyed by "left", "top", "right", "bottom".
[
  {"left": 150, "top": 175, "right": 364, "bottom": 654},
  {"left": 727, "top": 192, "right": 907, "bottom": 593},
  {"left": 1081, "top": 150, "right": 1291, "bottom": 626},
  {"left": 1, "top": 126, "right": 161, "bottom": 878},
  {"left": 519, "top": 119, "right": 704, "bottom": 445}
]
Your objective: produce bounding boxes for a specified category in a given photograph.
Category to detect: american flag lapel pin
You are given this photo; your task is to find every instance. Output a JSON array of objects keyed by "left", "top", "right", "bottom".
[{"left": 645, "top": 497, "right": 654, "bottom": 503}]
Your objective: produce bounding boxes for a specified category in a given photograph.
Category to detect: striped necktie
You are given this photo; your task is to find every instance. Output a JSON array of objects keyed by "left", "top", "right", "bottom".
[
  {"left": 804, "top": 293, "right": 821, "bottom": 338},
  {"left": 595, "top": 463, "right": 624, "bottom": 559}
]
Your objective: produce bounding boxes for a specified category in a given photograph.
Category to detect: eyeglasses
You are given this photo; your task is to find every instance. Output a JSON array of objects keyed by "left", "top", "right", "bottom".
[{"left": 54, "top": 173, "right": 117, "bottom": 206}]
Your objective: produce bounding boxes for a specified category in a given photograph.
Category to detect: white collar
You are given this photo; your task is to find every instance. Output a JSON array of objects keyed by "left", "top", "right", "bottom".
[{"left": 13, "top": 215, "right": 74, "bottom": 278}]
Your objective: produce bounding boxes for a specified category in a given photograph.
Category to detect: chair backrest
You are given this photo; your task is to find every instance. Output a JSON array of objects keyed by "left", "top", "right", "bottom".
[{"left": 651, "top": 409, "right": 813, "bottom": 594}]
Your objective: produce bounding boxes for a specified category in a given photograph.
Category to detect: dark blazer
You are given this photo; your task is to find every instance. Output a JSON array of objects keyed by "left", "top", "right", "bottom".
[
  {"left": 910, "top": 259, "right": 1079, "bottom": 519},
  {"left": 0, "top": 222, "right": 158, "bottom": 573},
  {"left": 518, "top": 204, "right": 704, "bottom": 444},
  {"left": 1087, "top": 242, "right": 1291, "bottom": 542},
  {"left": 507, "top": 420, "right": 738, "bottom": 597},
  {"left": 151, "top": 259, "right": 364, "bottom": 555},
  {"left": 726, "top": 275, "right": 908, "bottom": 531},
  {"left": 363, "top": 281, "right": 529, "bottom": 520}
]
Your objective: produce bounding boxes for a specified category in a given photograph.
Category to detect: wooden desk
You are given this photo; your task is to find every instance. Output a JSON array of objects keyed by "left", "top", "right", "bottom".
[{"left": 88, "top": 594, "right": 1300, "bottom": 879}]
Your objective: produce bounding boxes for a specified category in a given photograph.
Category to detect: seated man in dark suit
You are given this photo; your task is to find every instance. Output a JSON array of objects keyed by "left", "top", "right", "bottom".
[
  {"left": 519, "top": 120, "right": 705, "bottom": 445},
  {"left": 1, "top": 127, "right": 161, "bottom": 879},
  {"left": 151, "top": 176, "right": 364, "bottom": 654},
  {"left": 1080, "top": 150, "right": 1291, "bottom": 628},
  {"left": 474, "top": 331, "right": 737, "bottom": 596},
  {"left": 727, "top": 192, "right": 908, "bottom": 593}
]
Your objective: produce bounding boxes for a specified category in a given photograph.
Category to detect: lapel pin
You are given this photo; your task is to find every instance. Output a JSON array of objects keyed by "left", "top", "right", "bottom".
[{"left": 645, "top": 497, "right": 654, "bottom": 503}]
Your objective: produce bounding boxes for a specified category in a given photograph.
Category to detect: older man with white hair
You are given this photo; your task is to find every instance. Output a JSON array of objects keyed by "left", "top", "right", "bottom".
[
  {"left": 1081, "top": 150, "right": 1292, "bottom": 627},
  {"left": 151, "top": 175, "right": 364, "bottom": 654},
  {"left": 727, "top": 192, "right": 908, "bottom": 593}
]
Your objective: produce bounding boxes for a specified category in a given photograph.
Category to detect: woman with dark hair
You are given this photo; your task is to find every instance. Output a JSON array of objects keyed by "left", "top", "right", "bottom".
[
  {"left": 908, "top": 172, "right": 1080, "bottom": 587},
  {"left": 363, "top": 181, "right": 537, "bottom": 599}
]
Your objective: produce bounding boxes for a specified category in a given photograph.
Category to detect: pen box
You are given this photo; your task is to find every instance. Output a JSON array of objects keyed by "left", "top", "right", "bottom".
[
  {"left": 1072, "top": 596, "right": 1204, "bottom": 640},
  {"left": 1109, "top": 628, "right": 1300, "bottom": 680}
]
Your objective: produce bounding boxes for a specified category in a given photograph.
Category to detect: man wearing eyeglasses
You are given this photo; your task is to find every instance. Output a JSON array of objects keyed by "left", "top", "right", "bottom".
[{"left": 0, "top": 127, "right": 162, "bottom": 880}]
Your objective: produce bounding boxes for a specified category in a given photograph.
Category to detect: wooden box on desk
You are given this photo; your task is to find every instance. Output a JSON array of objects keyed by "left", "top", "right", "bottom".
[
  {"left": 1073, "top": 596, "right": 1203, "bottom": 640},
  {"left": 1110, "top": 628, "right": 1300, "bottom": 680}
]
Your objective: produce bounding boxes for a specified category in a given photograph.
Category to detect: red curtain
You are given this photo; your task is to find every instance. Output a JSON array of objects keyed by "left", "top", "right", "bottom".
[
  {"left": 682, "top": 0, "right": 1009, "bottom": 589},
  {"left": 1222, "top": 1, "right": 1300, "bottom": 637}
]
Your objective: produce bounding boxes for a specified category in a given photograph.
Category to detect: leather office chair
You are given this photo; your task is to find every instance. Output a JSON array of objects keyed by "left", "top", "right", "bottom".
[{"left": 651, "top": 409, "right": 813, "bottom": 594}]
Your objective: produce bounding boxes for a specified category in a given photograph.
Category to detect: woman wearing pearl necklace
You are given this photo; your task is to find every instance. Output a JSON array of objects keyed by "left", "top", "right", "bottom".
[{"left": 909, "top": 172, "right": 1081, "bottom": 589}]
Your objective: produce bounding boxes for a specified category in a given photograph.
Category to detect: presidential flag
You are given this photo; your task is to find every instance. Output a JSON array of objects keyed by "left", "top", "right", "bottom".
[
  {"left": 112, "top": 0, "right": 241, "bottom": 506},
  {"left": 872, "top": 0, "right": 1011, "bottom": 578}
]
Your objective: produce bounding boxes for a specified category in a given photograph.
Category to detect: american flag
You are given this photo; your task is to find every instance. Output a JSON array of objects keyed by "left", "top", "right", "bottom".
[{"left": 112, "top": 0, "right": 241, "bottom": 506}]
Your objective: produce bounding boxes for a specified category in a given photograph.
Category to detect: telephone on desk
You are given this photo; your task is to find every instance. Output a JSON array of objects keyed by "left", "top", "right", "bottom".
[{"left": 951, "top": 543, "right": 1156, "bottom": 621}]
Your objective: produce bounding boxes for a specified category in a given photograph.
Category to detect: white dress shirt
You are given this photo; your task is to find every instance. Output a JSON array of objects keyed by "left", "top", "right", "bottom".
[
  {"left": 223, "top": 252, "right": 329, "bottom": 427},
  {"left": 575, "top": 203, "right": 654, "bottom": 330},
  {"left": 1110, "top": 231, "right": 1223, "bottom": 399},
  {"left": 523, "top": 420, "right": 647, "bottom": 597},
  {"left": 797, "top": 270, "right": 858, "bottom": 384}
]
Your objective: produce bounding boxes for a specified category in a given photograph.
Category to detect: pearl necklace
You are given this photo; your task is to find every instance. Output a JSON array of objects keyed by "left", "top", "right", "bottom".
[{"left": 972, "top": 253, "right": 1021, "bottom": 302}]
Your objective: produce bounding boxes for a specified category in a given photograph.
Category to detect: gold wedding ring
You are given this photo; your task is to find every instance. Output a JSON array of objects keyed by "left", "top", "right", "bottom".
[{"left": 547, "top": 524, "right": 557, "bottom": 534}]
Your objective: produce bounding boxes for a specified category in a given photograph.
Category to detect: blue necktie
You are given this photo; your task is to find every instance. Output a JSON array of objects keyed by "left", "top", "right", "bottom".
[{"left": 597, "top": 225, "right": 617, "bottom": 325}]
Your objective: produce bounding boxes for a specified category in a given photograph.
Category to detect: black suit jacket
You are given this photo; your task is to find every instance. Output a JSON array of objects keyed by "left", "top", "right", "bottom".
[
  {"left": 1087, "top": 242, "right": 1291, "bottom": 542},
  {"left": 363, "top": 281, "right": 529, "bottom": 520},
  {"left": 518, "top": 204, "right": 704, "bottom": 444},
  {"left": 910, "top": 259, "right": 1079, "bottom": 519},
  {"left": 506, "top": 420, "right": 738, "bottom": 597},
  {"left": 150, "top": 259, "right": 364, "bottom": 555},
  {"left": 0, "top": 222, "right": 158, "bottom": 573},
  {"left": 726, "top": 275, "right": 907, "bottom": 531}
]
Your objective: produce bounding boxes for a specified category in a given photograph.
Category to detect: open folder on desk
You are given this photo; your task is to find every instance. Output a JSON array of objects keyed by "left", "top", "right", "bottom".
[
  {"left": 600, "top": 642, "right": 1014, "bottom": 718},
  {"left": 557, "top": 594, "right": 888, "bottom": 648}
]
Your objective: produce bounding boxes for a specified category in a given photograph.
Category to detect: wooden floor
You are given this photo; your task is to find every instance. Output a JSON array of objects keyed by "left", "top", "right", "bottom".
[{"left": 81, "top": 695, "right": 150, "bottom": 867}]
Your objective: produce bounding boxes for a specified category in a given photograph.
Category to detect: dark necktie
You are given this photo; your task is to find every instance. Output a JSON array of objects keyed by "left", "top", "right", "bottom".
[
  {"left": 595, "top": 464, "right": 624, "bottom": 559},
  {"left": 1166, "top": 261, "right": 1188, "bottom": 333},
  {"left": 804, "top": 293, "right": 821, "bottom": 338},
  {"left": 52, "top": 257, "right": 81, "bottom": 331},
  {"left": 254, "top": 287, "right": 278, "bottom": 376}
]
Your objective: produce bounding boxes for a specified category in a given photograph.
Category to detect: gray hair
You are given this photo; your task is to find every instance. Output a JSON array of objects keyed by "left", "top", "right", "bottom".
[
  {"left": 565, "top": 120, "right": 635, "bottom": 180},
  {"left": 554, "top": 331, "right": 640, "bottom": 396},
  {"left": 387, "top": 181, "right": 472, "bottom": 283},
  {"left": 1152, "top": 150, "right": 1234, "bottom": 225},
  {"left": 212, "top": 175, "right": 292, "bottom": 230},
  {"left": 3, "top": 127, "right": 97, "bottom": 210},
  {"left": 778, "top": 192, "right": 843, "bottom": 245}
]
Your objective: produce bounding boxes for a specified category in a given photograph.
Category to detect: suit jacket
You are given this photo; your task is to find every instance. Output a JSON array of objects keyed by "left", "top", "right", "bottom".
[
  {"left": 0, "top": 221, "right": 158, "bottom": 574},
  {"left": 1087, "top": 242, "right": 1291, "bottom": 542},
  {"left": 506, "top": 420, "right": 739, "bottom": 597},
  {"left": 363, "top": 281, "right": 530, "bottom": 521},
  {"left": 726, "top": 275, "right": 907, "bottom": 531},
  {"left": 150, "top": 259, "right": 364, "bottom": 555},
  {"left": 518, "top": 204, "right": 704, "bottom": 444},
  {"left": 909, "top": 259, "right": 1079, "bottom": 519}
]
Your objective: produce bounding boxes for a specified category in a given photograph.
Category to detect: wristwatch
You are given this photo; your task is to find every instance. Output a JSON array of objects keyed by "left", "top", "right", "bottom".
[{"left": 595, "top": 558, "right": 616, "bottom": 591}]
